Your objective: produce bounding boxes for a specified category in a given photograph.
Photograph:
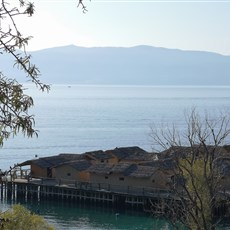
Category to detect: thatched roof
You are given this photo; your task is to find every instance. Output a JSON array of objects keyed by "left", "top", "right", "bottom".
[
  {"left": 87, "top": 163, "right": 158, "bottom": 179},
  {"left": 18, "top": 153, "right": 84, "bottom": 168},
  {"left": 84, "top": 150, "right": 113, "bottom": 161},
  {"left": 54, "top": 160, "right": 92, "bottom": 171},
  {"left": 110, "top": 146, "right": 155, "bottom": 161},
  {"left": 127, "top": 165, "right": 157, "bottom": 178},
  {"left": 18, "top": 146, "right": 156, "bottom": 170},
  {"left": 141, "top": 158, "right": 176, "bottom": 170},
  {"left": 87, "top": 163, "right": 114, "bottom": 174},
  {"left": 111, "top": 163, "right": 136, "bottom": 175}
]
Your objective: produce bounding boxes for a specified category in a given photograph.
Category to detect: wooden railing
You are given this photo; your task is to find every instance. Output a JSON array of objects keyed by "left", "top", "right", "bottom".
[{"left": 42, "top": 177, "right": 173, "bottom": 198}]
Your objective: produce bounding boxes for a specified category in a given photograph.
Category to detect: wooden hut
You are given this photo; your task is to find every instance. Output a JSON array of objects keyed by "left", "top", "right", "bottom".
[
  {"left": 19, "top": 153, "right": 84, "bottom": 178},
  {"left": 84, "top": 150, "right": 117, "bottom": 164},
  {"left": 87, "top": 162, "right": 171, "bottom": 191},
  {"left": 52, "top": 160, "right": 91, "bottom": 183},
  {"left": 109, "top": 146, "right": 156, "bottom": 164}
]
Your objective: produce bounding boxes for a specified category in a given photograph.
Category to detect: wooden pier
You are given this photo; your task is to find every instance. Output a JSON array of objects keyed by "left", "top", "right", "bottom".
[
  {"left": 1, "top": 178, "right": 229, "bottom": 216},
  {"left": 0, "top": 178, "right": 172, "bottom": 211}
]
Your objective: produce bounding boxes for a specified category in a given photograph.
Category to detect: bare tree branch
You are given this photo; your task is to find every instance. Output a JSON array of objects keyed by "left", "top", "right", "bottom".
[{"left": 150, "top": 109, "right": 230, "bottom": 230}]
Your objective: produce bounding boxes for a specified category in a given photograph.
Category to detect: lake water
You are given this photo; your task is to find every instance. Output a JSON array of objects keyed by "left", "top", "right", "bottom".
[
  {"left": 1, "top": 84, "right": 230, "bottom": 229},
  {"left": 0, "top": 198, "right": 174, "bottom": 230},
  {"left": 1, "top": 85, "right": 230, "bottom": 171}
]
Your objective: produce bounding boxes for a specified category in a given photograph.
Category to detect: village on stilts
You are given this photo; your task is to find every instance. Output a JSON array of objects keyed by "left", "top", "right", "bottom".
[{"left": 1, "top": 146, "right": 230, "bottom": 216}]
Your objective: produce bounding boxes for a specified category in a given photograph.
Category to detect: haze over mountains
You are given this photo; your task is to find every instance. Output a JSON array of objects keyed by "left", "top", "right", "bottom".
[{"left": 1, "top": 45, "right": 230, "bottom": 85}]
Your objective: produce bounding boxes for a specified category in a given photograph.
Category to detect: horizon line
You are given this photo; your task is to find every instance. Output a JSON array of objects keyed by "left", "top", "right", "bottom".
[{"left": 28, "top": 44, "right": 230, "bottom": 57}]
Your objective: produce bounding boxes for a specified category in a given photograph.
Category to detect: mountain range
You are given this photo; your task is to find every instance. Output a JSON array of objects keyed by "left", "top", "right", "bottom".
[{"left": 1, "top": 45, "right": 230, "bottom": 85}]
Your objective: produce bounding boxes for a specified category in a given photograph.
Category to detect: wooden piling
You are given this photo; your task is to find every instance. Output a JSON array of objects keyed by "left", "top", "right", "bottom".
[{"left": 0, "top": 179, "right": 229, "bottom": 216}]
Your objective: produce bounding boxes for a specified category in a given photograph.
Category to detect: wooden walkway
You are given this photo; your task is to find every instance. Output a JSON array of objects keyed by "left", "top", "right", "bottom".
[
  {"left": 1, "top": 177, "right": 229, "bottom": 215},
  {"left": 0, "top": 177, "right": 174, "bottom": 211}
]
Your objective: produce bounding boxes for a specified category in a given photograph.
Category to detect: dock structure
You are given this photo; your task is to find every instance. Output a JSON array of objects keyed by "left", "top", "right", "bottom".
[
  {"left": 0, "top": 177, "right": 173, "bottom": 211},
  {"left": 0, "top": 146, "right": 176, "bottom": 211},
  {"left": 1, "top": 178, "right": 230, "bottom": 217},
  {"left": 1, "top": 145, "right": 230, "bottom": 216}
]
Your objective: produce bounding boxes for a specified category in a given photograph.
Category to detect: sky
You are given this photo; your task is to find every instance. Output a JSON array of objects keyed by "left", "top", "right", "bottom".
[{"left": 16, "top": 0, "right": 230, "bottom": 55}]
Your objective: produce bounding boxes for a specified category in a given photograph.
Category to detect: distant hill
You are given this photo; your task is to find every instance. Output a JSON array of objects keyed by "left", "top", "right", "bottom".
[{"left": 1, "top": 45, "right": 230, "bottom": 85}]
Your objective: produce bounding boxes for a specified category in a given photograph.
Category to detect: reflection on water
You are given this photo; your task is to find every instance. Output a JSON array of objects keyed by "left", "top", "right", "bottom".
[
  {"left": 1, "top": 195, "right": 230, "bottom": 229},
  {"left": 0, "top": 197, "right": 173, "bottom": 230}
]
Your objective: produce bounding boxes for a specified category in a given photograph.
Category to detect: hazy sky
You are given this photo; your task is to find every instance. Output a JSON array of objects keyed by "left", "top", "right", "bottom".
[{"left": 18, "top": 0, "right": 230, "bottom": 55}]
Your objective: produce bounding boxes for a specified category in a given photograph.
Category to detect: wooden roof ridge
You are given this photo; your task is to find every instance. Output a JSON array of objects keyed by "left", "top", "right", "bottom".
[
  {"left": 126, "top": 164, "right": 158, "bottom": 178},
  {"left": 111, "top": 162, "right": 137, "bottom": 174},
  {"left": 86, "top": 162, "right": 159, "bottom": 178},
  {"left": 35, "top": 155, "right": 69, "bottom": 168},
  {"left": 87, "top": 163, "right": 114, "bottom": 174},
  {"left": 18, "top": 156, "right": 57, "bottom": 168},
  {"left": 140, "top": 158, "right": 176, "bottom": 170},
  {"left": 53, "top": 159, "right": 92, "bottom": 171},
  {"left": 58, "top": 153, "right": 84, "bottom": 158},
  {"left": 84, "top": 150, "right": 114, "bottom": 160},
  {"left": 18, "top": 154, "right": 81, "bottom": 168},
  {"left": 110, "top": 146, "right": 152, "bottom": 160}
]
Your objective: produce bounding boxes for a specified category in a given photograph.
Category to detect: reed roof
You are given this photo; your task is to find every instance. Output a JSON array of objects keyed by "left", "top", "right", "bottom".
[
  {"left": 87, "top": 163, "right": 114, "bottom": 174},
  {"left": 110, "top": 146, "right": 155, "bottom": 161},
  {"left": 127, "top": 165, "right": 157, "bottom": 178},
  {"left": 19, "top": 153, "right": 84, "bottom": 168},
  {"left": 54, "top": 160, "right": 91, "bottom": 171},
  {"left": 84, "top": 150, "right": 113, "bottom": 160}
]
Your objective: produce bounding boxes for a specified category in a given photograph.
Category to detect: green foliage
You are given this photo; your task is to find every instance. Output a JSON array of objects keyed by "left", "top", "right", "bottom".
[
  {"left": 0, "top": 204, "right": 54, "bottom": 230},
  {"left": 180, "top": 157, "right": 213, "bottom": 230},
  {"left": 0, "top": 75, "right": 37, "bottom": 145},
  {"left": 0, "top": 1, "right": 84, "bottom": 229},
  {"left": 0, "top": 0, "right": 50, "bottom": 145},
  {"left": 0, "top": 0, "right": 48, "bottom": 89},
  {"left": 151, "top": 109, "right": 230, "bottom": 230}
]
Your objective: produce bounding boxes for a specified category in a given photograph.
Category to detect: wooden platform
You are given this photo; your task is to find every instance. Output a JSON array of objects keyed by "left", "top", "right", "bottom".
[
  {"left": 0, "top": 177, "right": 174, "bottom": 212},
  {"left": 1, "top": 178, "right": 229, "bottom": 215}
]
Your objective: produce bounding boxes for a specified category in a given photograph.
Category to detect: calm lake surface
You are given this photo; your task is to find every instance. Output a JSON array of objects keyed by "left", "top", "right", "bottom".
[
  {"left": 1, "top": 84, "right": 230, "bottom": 229},
  {"left": 0, "top": 198, "right": 173, "bottom": 230}
]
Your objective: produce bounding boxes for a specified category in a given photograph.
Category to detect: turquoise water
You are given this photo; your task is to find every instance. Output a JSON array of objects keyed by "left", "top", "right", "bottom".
[
  {"left": 1, "top": 198, "right": 172, "bottom": 230},
  {"left": 1, "top": 85, "right": 230, "bottom": 229},
  {"left": 1, "top": 198, "right": 229, "bottom": 229}
]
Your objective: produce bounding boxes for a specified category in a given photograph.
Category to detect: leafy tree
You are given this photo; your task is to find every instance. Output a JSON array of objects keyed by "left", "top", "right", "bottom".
[
  {"left": 0, "top": 0, "right": 88, "bottom": 145},
  {"left": 0, "top": 0, "right": 50, "bottom": 145},
  {"left": 1, "top": 0, "right": 87, "bottom": 228},
  {"left": 0, "top": 204, "right": 54, "bottom": 230},
  {"left": 150, "top": 109, "right": 230, "bottom": 230}
]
